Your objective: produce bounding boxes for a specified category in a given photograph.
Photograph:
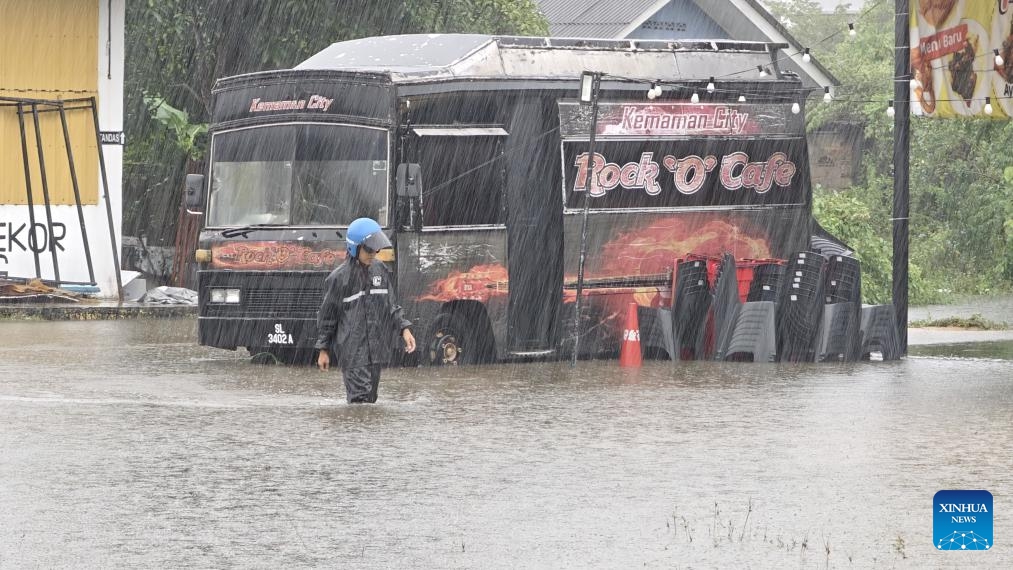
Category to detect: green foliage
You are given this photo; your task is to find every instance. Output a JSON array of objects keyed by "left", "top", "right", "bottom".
[
  {"left": 407, "top": 0, "right": 549, "bottom": 36},
  {"left": 143, "top": 94, "right": 208, "bottom": 160},
  {"left": 813, "top": 181, "right": 945, "bottom": 306},
  {"left": 126, "top": 0, "right": 548, "bottom": 128},
  {"left": 812, "top": 183, "right": 894, "bottom": 304},
  {"left": 771, "top": 0, "right": 1013, "bottom": 302},
  {"left": 764, "top": 0, "right": 852, "bottom": 53}
]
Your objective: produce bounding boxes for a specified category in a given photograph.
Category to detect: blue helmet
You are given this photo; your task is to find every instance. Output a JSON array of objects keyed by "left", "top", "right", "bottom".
[{"left": 346, "top": 217, "right": 392, "bottom": 258}]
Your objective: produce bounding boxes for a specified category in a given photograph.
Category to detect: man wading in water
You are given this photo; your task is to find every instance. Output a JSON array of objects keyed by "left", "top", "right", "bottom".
[{"left": 316, "top": 218, "right": 416, "bottom": 403}]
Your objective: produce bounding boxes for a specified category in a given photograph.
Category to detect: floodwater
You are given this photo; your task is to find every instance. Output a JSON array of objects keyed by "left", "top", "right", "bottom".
[{"left": 1, "top": 319, "right": 1012, "bottom": 568}]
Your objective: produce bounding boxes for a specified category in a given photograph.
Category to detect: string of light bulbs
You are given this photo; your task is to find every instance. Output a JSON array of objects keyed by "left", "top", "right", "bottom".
[
  {"left": 715, "top": 0, "right": 1007, "bottom": 115},
  {"left": 586, "top": 1, "right": 1013, "bottom": 119},
  {"left": 618, "top": 67, "right": 1009, "bottom": 118},
  {"left": 716, "top": 0, "right": 884, "bottom": 81},
  {"left": 628, "top": 0, "right": 890, "bottom": 106}
]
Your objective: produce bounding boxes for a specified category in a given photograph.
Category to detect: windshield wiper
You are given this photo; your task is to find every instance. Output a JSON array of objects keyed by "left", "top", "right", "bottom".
[{"left": 220, "top": 224, "right": 287, "bottom": 238}]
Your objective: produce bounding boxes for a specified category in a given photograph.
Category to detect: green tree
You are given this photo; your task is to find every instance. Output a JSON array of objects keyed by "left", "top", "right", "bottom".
[
  {"left": 771, "top": 0, "right": 1013, "bottom": 302},
  {"left": 764, "top": 0, "right": 853, "bottom": 53}
]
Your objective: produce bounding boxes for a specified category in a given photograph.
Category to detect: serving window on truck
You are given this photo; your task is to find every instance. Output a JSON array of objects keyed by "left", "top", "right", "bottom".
[
  {"left": 413, "top": 127, "right": 507, "bottom": 228},
  {"left": 208, "top": 123, "right": 389, "bottom": 227},
  {"left": 558, "top": 101, "right": 808, "bottom": 212}
]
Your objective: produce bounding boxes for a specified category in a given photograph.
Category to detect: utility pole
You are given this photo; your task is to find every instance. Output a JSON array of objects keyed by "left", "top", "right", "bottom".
[
  {"left": 572, "top": 71, "right": 601, "bottom": 367},
  {"left": 893, "top": 0, "right": 910, "bottom": 354}
]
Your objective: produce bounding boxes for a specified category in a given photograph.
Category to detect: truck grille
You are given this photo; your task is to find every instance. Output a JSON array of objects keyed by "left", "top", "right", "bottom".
[
  {"left": 199, "top": 270, "right": 327, "bottom": 319},
  {"left": 243, "top": 288, "right": 322, "bottom": 317}
]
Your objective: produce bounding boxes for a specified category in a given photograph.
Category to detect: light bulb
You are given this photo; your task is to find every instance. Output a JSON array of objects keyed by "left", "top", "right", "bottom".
[
  {"left": 690, "top": 92, "right": 700, "bottom": 103},
  {"left": 848, "top": 23, "right": 856, "bottom": 36},
  {"left": 886, "top": 101, "right": 895, "bottom": 117},
  {"left": 706, "top": 77, "right": 715, "bottom": 93},
  {"left": 995, "top": 49, "right": 1004, "bottom": 67},
  {"left": 653, "top": 85, "right": 663, "bottom": 97},
  {"left": 985, "top": 96, "right": 993, "bottom": 115},
  {"left": 791, "top": 102, "right": 800, "bottom": 114},
  {"left": 802, "top": 48, "right": 811, "bottom": 63},
  {"left": 738, "top": 94, "right": 746, "bottom": 102},
  {"left": 823, "top": 86, "right": 832, "bottom": 103},
  {"left": 757, "top": 65, "right": 768, "bottom": 78},
  {"left": 647, "top": 89, "right": 657, "bottom": 100}
]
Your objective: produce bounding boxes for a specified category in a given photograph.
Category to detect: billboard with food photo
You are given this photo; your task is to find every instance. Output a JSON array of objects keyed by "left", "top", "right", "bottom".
[{"left": 911, "top": 0, "right": 1013, "bottom": 117}]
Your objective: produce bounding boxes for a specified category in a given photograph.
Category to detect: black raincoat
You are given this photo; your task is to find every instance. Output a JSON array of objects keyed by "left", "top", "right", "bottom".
[{"left": 315, "top": 259, "right": 412, "bottom": 368}]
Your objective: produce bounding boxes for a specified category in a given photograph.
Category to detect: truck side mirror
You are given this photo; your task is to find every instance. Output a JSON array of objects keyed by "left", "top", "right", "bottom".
[
  {"left": 396, "top": 163, "right": 423, "bottom": 197},
  {"left": 184, "top": 174, "right": 205, "bottom": 214}
]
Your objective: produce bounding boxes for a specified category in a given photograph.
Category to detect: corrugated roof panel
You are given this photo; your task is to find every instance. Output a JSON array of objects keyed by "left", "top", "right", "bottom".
[
  {"left": 550, "top": 23, "right": 630, "bottom": 38},
  {"left": 537, "top": 0, "right": 839, "bottom": 87},
  {"left": 536, "top": 0, "right": 663, "bottom": 38},
  {"left": 536, "top": 0, "right": 597, "bottom": 21}
]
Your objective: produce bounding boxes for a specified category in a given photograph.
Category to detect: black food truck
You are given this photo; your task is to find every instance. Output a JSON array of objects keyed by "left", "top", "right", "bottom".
[{"left": 189, "top": 34, "right": 884, "bottom": 365}]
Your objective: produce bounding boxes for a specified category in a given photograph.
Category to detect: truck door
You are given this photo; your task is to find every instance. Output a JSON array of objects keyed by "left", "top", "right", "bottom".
[
  {"left": 395, "top": 126, "right": 510, "bottom": 362},
  {"left": 505, "top": 98, "right": 563, "bottom": 355}
]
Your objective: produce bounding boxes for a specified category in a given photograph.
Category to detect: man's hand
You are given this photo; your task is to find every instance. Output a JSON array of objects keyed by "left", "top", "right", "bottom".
[
  {"left": 317, "top": 350, "right": 330, "bottom": 371},
  {"left": 402, "top": 329, "right": 416, "bottom": 353}
]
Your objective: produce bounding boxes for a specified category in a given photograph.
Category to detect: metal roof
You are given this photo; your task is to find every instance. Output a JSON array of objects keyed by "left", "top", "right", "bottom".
[
  {"left": 295, "top": 34, "right": 789, "bottom": 86},
  {"left": 536, "top": 0, "right": 664, "bottom": 38},
  {"left": 535, "top": 0, "right": 839, "bottom": 88}
]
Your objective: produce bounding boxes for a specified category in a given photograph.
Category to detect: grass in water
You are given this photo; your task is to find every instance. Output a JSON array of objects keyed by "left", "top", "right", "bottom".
[{"left": 909, "top": 313, "right": 1008, "bottom": 330}]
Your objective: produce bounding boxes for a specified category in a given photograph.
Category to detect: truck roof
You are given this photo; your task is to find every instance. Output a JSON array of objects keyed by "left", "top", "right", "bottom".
[{"left": 292, "top": 34, "right": 791, "bottom": 86}]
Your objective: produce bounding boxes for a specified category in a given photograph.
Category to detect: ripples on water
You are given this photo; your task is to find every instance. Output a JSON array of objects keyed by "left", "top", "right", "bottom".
[{"left": 1, "top": 320, "right": 1011, "bottom": 567}]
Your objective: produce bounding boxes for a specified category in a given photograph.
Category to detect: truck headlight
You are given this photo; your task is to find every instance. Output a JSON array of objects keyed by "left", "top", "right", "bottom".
[
  {"left": 195, "top": 249, "right": 212, "bottom": 263},
  {"left": 210, "top": 289, "right": 226, "bottom": 303},
  {"left": 225, "top": 288, "right": 241, "bottom": 304}
]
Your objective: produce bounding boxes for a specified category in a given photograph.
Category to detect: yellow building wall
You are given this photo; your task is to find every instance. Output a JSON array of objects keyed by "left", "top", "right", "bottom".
[{"left": 0, "top": 0, "right": 100, "bottom": 205}]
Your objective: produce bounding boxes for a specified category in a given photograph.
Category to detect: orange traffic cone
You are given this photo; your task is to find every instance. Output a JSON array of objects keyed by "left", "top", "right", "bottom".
[{"left": 619, "top": 302, "right": 643, "bottom": 367}]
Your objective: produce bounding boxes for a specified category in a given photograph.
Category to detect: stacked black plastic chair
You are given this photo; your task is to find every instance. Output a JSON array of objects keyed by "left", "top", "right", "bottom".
[
  {"left": 859, "top": 304, "right": 902, "bottom": 360},
  {"left": 816, "top": 255, "right": 862, "bottom": 362},
  {"left": 712, "top": 254, "right": 741, "bottom": 360},
  {"left": 746, "top": 262, "right": 785, "bottom": 302},
  {"left": 776, "top": 250, "right": 826, "bottom": 362},
  {"left": 671, "top": 258, "right": 712, "bottom": 360},
  {"left": 715, "top": 255, "right": 777, "bottom": 362},
  {"left": 823, "top": 255, "right": 861, "bottom": 305},
  {"left": 724, "top": 301, "right": 778, "bottom": 362}
]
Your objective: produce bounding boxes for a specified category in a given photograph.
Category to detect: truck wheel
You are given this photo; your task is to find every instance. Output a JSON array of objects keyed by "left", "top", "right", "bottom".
[{"left": 427, "top": 311, "right": 479, "bottom": 366}]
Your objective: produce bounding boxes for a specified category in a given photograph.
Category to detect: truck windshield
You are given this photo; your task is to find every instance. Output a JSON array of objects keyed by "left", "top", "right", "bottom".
[{"left": 207, "top": 123, "right": 388, "bottom": 227}]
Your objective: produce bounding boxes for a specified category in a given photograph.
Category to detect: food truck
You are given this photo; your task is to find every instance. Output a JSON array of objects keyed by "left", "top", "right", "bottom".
[{"left": 189, "top": 34, "right": 838, "bottom": 365}]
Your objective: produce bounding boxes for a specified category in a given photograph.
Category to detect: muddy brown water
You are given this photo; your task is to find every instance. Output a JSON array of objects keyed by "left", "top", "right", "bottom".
[{"left": 1, "top": 319, "right": 1011, "bottom": 568}]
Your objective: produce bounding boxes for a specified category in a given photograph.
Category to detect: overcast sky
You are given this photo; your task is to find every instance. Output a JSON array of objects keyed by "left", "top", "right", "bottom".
[{"left": 814, "top": 0, "right": 865, "bottom": 12}]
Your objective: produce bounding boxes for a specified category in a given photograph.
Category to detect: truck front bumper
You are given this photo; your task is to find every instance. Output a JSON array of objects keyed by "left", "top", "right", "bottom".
[{"left": 198, "top": 316, "right": 319, "bottom": 351}]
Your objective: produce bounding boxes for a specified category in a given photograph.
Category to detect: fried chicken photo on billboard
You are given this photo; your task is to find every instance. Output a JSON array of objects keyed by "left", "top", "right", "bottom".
[
  {"left": 918, "top": 0, "right": 957, "bottom": 28},
  {"left": 948, "top": 36, "right": 978, "bottom": 104}
]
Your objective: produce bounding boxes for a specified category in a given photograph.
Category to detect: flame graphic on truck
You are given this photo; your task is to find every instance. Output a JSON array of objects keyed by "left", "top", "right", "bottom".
[
  {"left": 417, "top": 263, "right": 510, "bottom": 303},
  {"left": 417, "top": 217, "right": 770, "bottom": 308}
]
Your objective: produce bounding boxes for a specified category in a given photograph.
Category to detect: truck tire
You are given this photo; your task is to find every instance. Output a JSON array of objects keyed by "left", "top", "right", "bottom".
[{"left": 427, "top": 311, "right": 480, "bottom": 366}]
